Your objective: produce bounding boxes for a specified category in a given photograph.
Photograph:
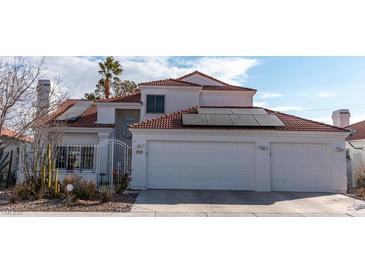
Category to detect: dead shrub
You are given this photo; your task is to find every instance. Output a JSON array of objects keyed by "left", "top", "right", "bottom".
[{"left": 8, "top": 183, "right": 35, "bottom": 203}]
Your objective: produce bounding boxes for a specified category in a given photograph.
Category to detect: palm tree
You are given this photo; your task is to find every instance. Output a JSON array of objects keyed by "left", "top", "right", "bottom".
[{"left": 97, "top": 56, "right": 123, "bottom": 98}]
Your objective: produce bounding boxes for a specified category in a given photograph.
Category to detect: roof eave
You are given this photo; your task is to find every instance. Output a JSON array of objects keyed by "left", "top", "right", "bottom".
[
  {"left": 95, "top": 102, "right": 142, "bottom": 108},
  {"left": 129, "top": 127, "right": 350, "bottom": 137},
  {"left": 138, "top": 84, "right": 202, "bottom": 90}
]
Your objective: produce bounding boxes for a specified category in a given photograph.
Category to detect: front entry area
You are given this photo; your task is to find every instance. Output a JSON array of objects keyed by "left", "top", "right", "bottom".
[{"left": 146, "top": 141, "right": 255, "bottom": 190}]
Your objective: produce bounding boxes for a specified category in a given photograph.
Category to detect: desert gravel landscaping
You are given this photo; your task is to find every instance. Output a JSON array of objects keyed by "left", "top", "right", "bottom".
[{"left": 0, "top": 190, "right": 138, "bottom": 213}]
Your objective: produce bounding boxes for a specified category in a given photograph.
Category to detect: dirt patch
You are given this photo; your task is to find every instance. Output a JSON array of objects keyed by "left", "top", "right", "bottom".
[
  {"left": 347, "top": 187, "right": 365, "bottom": 201},
  {"left": 0, "top": 192, "right": 138, "bottom": 212}
]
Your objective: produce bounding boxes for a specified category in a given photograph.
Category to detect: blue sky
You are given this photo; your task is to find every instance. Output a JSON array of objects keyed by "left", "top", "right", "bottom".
[
  {"left": 42, "top": 56, "right": 365, "bottom": 125},
  {"left": 244, "top": 57, "right": 365, "bottom": 124}
]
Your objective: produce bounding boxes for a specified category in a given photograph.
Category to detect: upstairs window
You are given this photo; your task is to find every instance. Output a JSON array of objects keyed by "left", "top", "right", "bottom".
[{"left": 146, "top": 95, "right": 165, "bottom": 113}]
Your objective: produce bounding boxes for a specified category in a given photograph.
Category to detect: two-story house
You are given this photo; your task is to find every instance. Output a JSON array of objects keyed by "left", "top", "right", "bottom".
[{"left": 46, "top": 71, "right": 349, "bottom": 193}]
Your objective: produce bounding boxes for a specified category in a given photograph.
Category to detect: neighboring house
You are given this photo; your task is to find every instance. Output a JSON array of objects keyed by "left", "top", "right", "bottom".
[
  {"left": 46, "top": 71, "right": 349, "bottom": 193},
  {"left": 0, "top": 128, "right": 32, "bottom": 187},
  {"left": 333, "top": 109, "right": 365, "bottom": 187}
]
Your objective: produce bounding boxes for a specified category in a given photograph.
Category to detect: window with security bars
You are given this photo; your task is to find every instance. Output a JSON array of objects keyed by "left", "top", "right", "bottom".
[{"left": 55, "top": 146, "right": 95, "bottom": 171}]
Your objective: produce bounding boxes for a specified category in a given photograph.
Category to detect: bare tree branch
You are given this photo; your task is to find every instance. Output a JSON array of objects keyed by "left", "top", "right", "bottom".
[{"left": 0, "top": 57, "right": 67, "bottom": 147}]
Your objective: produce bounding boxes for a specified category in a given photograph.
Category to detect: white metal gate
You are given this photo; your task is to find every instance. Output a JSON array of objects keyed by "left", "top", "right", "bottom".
[{"left": 96, "top": 139, "right": 131, "bottom": 188}]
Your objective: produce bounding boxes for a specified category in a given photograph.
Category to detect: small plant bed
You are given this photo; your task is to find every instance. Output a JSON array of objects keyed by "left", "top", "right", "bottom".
[
  {"left": 0, "top": 175, "right": 138, "bottom": 213},
  {"left": 0, "top": 191, "right": 138, "bottom": 212}
]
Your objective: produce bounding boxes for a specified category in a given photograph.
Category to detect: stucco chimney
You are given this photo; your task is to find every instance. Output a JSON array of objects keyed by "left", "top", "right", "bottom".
[
  {"left": 36, "top": 79, "right": 50, "bottom": 115},
  {"left": 332, "top": 109, "right": 350, "bottom": 128}
]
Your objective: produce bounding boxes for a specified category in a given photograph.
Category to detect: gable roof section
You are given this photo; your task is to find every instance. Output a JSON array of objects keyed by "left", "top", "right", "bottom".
[
  {"left": 130, "top": 106, "right": 349, "bottom": 133},
  {"left": 139, "top": 79, "right": 201, "bottom": 87},
  {"left": 347, "top": 120, "right": 365, "bottom": 140},
  {"left": 202, "top": 85, "right": 256, "bottom": 92},
  {"left": 177, "top": 70, "right": 230, "bottom": 86},
  {"left": 138, "top": 71, "right": 256, "bottom": 92}
]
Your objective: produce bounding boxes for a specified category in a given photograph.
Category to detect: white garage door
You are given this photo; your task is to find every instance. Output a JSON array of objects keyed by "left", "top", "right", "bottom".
[
  {"left": 147, "top": 141, "right": 255, "bottom": 190},
  {"left": 271, "top": 143, "right": 331, "bottom": 192}
]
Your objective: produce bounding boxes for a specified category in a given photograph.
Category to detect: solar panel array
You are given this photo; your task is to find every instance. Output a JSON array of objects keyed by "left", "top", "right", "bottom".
[
  {"left": 182, "top": 108, "right": 285, "bottom": 127},
  {"left": 56, "top": 101, "right": 93, "bottom": 121},
  {"left": 198, "top": 108, "right": 267, "bottom": 115}
]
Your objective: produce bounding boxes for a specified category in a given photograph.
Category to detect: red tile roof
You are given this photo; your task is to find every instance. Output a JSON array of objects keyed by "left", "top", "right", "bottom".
[
  {"left": 202, "top": 85, "right": 256, "bottom": 92},
  {"left": 347, "top": 120, "right": 365, "bottom": 140},
  {"left": 130, "top": 106, "right": 349, "bottom": 133},
  {"left": 0, "top": 128, "right": 33, "bottom": 143},
  {"left": 48, "top": 92, "right": 142, "bottom": 128},
  {"left": 138, "top": 71, "right": 256, "bottom": 91},
  {"left": 96, "top": 91, "right": 141, "bottom": 103},
  {"left": 48, "top": 100, "right": 113, "bottom": 128},
  {"left": 139, "top": 79, "right": 201, "bottom": 87}
]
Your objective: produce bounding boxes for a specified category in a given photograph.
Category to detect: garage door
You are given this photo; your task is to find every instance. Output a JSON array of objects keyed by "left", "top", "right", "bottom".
[
  {"left": 271, "top": 143, "right": 331, "bottom": 192},
  {"left": 147, "top": 141, "right": 255, "bottom": 190}
]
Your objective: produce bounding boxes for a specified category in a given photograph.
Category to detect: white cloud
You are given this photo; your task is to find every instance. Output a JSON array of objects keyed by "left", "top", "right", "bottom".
[
  {"left": 316, "top": 91, "right": 336, "bottom": 98},
  {"left": 253, "top": 101, "right": 267, "bottom": 107},
  {"left": 260, "top": 92, "right": 283, "bottom": 99},
  {"left": 271, "top": 106, "right": 306, "bottom": 112},
  {"left": 33, "top": 56, "right": 258, "bottom": 98},
  {"left": 349, "top": 112, "right": 365, "bottom": 124}
]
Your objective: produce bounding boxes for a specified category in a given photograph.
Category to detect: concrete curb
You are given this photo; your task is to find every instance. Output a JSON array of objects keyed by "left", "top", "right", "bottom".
[{"left": 1, "top": 211, "right": 364, "bottom": 217}]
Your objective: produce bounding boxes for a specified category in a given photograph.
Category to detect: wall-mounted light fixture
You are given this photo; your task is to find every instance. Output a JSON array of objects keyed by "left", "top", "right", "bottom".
[
  {"left": 335, "top": 146, "right": 345, "bottom": 152},
  {"left": 257, "top": 145, "right": 269, "bottom": 151}
]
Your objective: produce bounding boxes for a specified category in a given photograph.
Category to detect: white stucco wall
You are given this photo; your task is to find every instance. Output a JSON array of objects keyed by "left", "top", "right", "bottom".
[
  {"left": 97, "top": 107, "right": 115, "bottom": 124},
  {"left": 140, "top": 87, "right": 200, "bottom": 121},
  {"left": 139, "top": 87, "right": 255, "bottom": 121},
  {"left": 347, "top": 139, "right": 365, "bottom": 187},
  {"left": 62, "top": 132, "right": 99, "bottom": 145},
  {"left": 199, "top": 91, "right": 253, "bottom": 107},
  {"left": 130, "top": 129, "right": 348, "bottom": 193}
]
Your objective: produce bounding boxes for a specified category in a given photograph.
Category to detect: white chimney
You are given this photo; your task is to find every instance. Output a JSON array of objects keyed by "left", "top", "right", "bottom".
[
  {"left": 332, "top": 109, "right": 350, "bottom": 128},
  {"left": 36, "top": 79, "right": 50, "bottom": 115}
]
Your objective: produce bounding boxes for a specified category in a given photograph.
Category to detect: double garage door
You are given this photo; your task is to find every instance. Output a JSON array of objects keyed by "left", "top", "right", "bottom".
[{"left": 146, "top": 141, "right": 332, "bottom": 192}]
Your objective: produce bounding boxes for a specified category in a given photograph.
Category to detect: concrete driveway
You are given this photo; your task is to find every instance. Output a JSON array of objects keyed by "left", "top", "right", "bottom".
[{"left": 131, "top": 190, "right": 365, "bottom": 217}]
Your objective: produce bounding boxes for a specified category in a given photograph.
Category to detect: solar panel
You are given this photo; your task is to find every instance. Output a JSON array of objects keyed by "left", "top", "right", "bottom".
[
  {"left": 56, "top": 101, "right": 93, "bottom": 121},
  {"left": 231, "top": 108, "right": 267, "bottom": 115},
  {"left": 253, "top": 114, "right": 285, "bottom": 126},
  {"left": 206, "top": 114, "right": 233, "bottom": 126},
  {"left": 198, "top": 108, "right": 232, "bottom": 114},
  {"left": 182, "top": 114, "right": 208, "bottom": 125},
  {"left": 230, "top": 114, "right": 259, "bottom": 126},
  {"left": 182, "top": 112, "right": 285, "bottom": 127}
]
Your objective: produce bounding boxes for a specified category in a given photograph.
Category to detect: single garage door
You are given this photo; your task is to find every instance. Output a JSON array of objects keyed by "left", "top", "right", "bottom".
[
  {"left": 147, "top": 141, "right": 255, "bottom": 190},
  {"left": 271, "top": 143, "right": 331, "bottom": 192}
]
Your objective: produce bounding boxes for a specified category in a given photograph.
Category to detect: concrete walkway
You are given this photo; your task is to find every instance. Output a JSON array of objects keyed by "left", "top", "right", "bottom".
[{"left": 130, "top": 189, "right": 365, "bottom": 217}]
